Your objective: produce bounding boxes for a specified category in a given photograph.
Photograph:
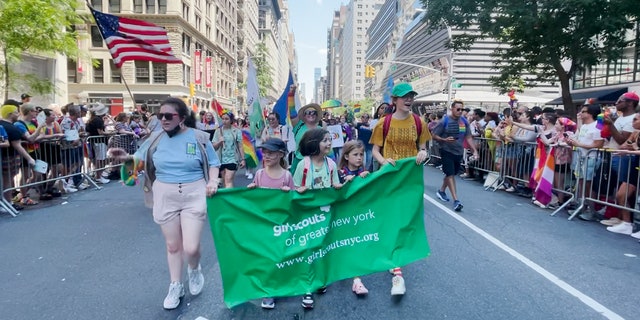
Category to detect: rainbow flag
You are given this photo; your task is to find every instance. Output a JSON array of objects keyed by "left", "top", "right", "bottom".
[{"left": 241, "top": 130, "right": 261, "bottom": 168}]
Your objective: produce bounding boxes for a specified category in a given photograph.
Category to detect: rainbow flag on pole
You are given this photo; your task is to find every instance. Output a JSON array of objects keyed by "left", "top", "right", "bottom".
[{"left": 242, "top": 129, "right": 261, "bottom": 168}]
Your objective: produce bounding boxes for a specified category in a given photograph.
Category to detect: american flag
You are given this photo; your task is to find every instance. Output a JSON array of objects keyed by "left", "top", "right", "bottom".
[{"left": 89, "top": 7, "right": 182, "bottom": 68}]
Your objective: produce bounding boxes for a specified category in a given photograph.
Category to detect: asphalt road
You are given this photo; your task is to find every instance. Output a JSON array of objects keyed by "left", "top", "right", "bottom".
[{"left": 1, "top": 167, "right": 639, "bottom": 320}]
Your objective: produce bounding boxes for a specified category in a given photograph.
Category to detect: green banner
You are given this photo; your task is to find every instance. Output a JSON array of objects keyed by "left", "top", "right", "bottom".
[{"left": 207, "top": 158, "right": 430, "bottom": 307}]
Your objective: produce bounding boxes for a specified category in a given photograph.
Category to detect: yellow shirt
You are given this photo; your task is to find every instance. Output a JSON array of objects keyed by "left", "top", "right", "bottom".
[{"left": 369, "top": 115, "right": 431, "bottom": 160}]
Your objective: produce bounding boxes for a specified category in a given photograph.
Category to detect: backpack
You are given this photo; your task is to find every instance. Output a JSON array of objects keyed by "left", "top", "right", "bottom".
[
  {"left": 441, "top": 115, "right": 469, "bottom": 142},
  {"left": 382, "top": 113, "right": 423, "bottom": 149},
  {"left": 301, "top": 156, "right": 336, "bottom": 187}
]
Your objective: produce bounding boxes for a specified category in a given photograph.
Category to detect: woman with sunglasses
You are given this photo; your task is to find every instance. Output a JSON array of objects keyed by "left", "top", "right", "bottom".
[
  {"left": 110, "top": 98, "right": 220, "bottom": 310},
  {"left": 289, "top": 101, "right": 325, "bottom": 174}
]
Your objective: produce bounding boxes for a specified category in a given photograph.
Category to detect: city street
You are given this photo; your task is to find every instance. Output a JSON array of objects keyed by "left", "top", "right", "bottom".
[{"left": 1, "top": 166, "right": 639, "bottom": 320}]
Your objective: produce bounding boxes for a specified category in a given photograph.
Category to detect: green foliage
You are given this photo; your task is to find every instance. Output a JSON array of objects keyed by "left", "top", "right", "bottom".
[
  {"left": 424, "top": 0, "right": 640, "bottom": 115},
  {"left": 0, "top": 0, "right": 85, "bottom": 99},
  {"left": 253, "top": 42, "right": 273, "bottom": 98}
]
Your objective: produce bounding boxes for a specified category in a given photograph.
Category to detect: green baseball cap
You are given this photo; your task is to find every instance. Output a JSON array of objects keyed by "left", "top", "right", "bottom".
[{"left": 391, "top": 83, "right": 418, "bottom": 97}]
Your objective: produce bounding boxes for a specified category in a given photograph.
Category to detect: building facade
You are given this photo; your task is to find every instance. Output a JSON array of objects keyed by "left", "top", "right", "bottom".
[
  {"left": 326, "top": 5, "right": 348, "bottom": 101},
  {"left": 69, "top": 0, "right": 244, "bottom": 114},
  {"left": 336, "top": 0, "right": 386, "bottom": 102}
]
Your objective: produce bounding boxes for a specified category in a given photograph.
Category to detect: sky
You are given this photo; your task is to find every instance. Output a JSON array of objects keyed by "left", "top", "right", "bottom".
[{"left": 288, "top": 0, "right": 347, "bottom": 102}]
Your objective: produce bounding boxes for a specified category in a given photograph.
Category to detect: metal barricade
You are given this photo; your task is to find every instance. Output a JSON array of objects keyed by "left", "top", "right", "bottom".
[
  {"left": 567, "top": 148, "right": 640, "bottom": 223},
  {"left": 466, "top": 137, "right": 502, "bottom": 188},
  {"left": 1, "top": 133, "right": 137, "bottom": 216}
]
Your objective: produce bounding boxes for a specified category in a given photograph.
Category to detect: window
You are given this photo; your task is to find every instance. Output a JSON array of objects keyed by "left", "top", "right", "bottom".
[
  {"left": 158, "top": 0, "right": 167, "bottom": 14},
  {"left": 134, "top": 0, "right": 143, "bottom": 13},
  {"left": 146, "top": 0, "right": 155, "bottom": 13},
  {"left": 183, "top": 2, "right": 190, "bottom": 21},
  {"left": 183, "top": 65, "right": 191, "bottom": 86},
  {"left": 195, "top": 15, "right": 202, "bottom": 31},
  {"left": 110, "top": 61, "right": 121, "bottom": 83},
  {"left": 153, "top": 63, "right": 167, "bottom": 84},
  {"left": 91, "top": 0, "right": 103, "bottom": 10},
  {"left": 93, "top": 59, "right": 104, "bottom": 83},
  {"left": 67, "top": 59, "right": 77, "bottom": 83},
  {"left": 182, "top": 33, "right": 191, "bottom": 54},
  {"left": 205, "top": 24, "right": 211, "bottom": 38},
  {"left": 91, "top": 26, "right": 103, "bottom": 47},
  {"left": 135, "top": 61, "right": 150, "bottom": 83},
  {"left": 108, "top": 0, "right": 120, "bottom": 13}
]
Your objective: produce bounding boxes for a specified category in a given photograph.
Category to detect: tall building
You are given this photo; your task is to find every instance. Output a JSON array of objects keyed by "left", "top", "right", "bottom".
[
  {"left": 237, "top": 0, "right": 260, "bottom": 112},
  {"left": 337, "top": 0, "right": 386, "bottom": 102},
  {"left": 313, "top": 67, "right": 322, "bottom": 103},
  {"left": 69, "top": 0, "right": 239, "bottom": 114},
  {"left": 258, "top": 0, "right": 291, "bottom": 102},
  {"left": 326, "top": 5, "right": 348, "bottom": 100},
  {"left": 365, "top": 1, "right": 556, "bottom": 110}
]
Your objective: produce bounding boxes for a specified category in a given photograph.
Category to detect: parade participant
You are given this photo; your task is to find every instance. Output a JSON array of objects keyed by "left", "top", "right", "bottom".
[
  {"left": 290, "top": 98, "right": 324, "bottom": 174},
  {"left": 212, "top": 110, "right": 245, "bottom": 188},
  {"left": 336, "top": 140, "right": 370, "bottom": 295},
  {"left": 110, "top": 97, "right": 220, "bottom": 310},
  {"left": 261, "top": 112, "right": 294, "bottom": 163},
  {"left": 246, "top": 138, "right": 294, "bottom": 309},
  {"left": 369, "top": 83, "right": 430, "bottom": 296},
  {"left": 293, "top": 128, "right": 342, "bottom": 309},
  {"left": 431, "top": 99, "right": 478, "bottom": 212},
  {"left": 196, "top": 111, "right": 217, "bottom": 140}
]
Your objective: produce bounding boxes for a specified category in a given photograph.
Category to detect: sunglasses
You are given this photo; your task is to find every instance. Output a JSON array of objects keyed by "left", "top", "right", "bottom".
[
  {"left": 268, "top": 117, "right": 277, "bottom": 121},
  {"left": 305, "top": 110, "right": 318, "bottom": 116},
  {"left": 158, "top": 112, "right": 179, "bottom": 120},
  {"left": 454, "top": 108, "right": 463, "bottom": 112}
]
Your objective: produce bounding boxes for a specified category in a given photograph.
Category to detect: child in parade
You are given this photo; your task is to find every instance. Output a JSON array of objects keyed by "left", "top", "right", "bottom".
[
  {"left": 293, "top": 128, "right": 343, "bottom": 309},
  {"left": 337, "top": 140, "right": 370, "bottom": 295},
  {"left": 246, "top": 137, "right": 294, "bottom": 309}
]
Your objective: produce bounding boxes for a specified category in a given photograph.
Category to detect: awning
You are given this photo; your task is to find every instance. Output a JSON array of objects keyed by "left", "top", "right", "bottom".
[{"left": 545, "top": 88, "right": 627, "bottom": 105}]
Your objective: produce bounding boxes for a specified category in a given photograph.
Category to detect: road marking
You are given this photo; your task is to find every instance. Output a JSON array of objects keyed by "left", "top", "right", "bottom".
[{"left": 424, "top": 194, "right": 624, "bottom": 320}]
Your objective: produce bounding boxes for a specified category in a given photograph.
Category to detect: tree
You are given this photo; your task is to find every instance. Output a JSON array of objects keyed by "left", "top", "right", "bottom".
[
  {"left": 0, "top": 0, "right": 85, "bottom": 100},
  {"left": 423, "top": 0, "right": 640, "bottom": 116},
  {"left": 253, "top": 42, "right": 273, "bottom": 98}
]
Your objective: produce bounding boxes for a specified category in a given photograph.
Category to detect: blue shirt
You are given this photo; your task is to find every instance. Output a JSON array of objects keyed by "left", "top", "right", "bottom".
[{"left": 135, "top": 129, "right": 220, "bottom": 184}]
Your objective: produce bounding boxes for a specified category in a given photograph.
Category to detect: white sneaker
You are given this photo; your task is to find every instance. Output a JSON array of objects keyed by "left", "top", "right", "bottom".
[
  {"left": 187, "top": 264, "right": 204, "bottom": 296},
  {"left": 96, "top": 177, "right": 110, "bottom": 184},
  {"left": 77, "top": 182, "right": 90, "bottom": 190},
  {"left": 62, "top": 181, "right": 77, "bottom": 193},
  {"left": 163, "top": 281, "right": 185, "bottom": 310},
  {"left": 600, "top": 217, "right": 622, "bottom": 226},
  {"left": 606, "top": 222, "right": 633, "bottom": 235},
  {"left": 390, "top": 275, "right": 405, "bottom": 295},
  {"left": 631, "top": 231, "right": 640, "bottom": 239},
  {"left": 246, "top": 173, "right": 253, "bottom": 180}
]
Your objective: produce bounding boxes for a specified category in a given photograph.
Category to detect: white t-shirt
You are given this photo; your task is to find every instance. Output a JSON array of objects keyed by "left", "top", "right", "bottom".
[
  {"left": 575, "top": 121, "right": 603, "bottom": 157},
  {"left": 604, "top": 113, "right": 634, "bottom": 150}
]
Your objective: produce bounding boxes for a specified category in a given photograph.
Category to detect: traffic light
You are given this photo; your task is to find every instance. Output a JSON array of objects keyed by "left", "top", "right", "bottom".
[
  {"left": 365, "top": 65, "right": 375, "bottom": 78},
  {"left": 189, "top": 83, "right": 195, "bottom": 97}
]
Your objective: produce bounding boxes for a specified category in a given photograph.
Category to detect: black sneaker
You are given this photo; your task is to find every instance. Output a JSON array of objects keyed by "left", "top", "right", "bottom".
[
  {"left": 301, "top": 294, "right": 314, "bottom": 309},
  {"left": 316, "top": 286, "right": 327, "bottom": 294}
]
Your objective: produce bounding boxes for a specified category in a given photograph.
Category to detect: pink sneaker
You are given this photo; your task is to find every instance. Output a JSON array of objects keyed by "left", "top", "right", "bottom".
[{"left": 352, "top": 278, "right": 368, "bottom": 295}]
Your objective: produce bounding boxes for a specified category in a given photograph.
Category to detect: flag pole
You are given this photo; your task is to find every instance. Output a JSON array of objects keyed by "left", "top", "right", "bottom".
[{"left": 120, "top": 70, "right": 137, "bottom": 111}]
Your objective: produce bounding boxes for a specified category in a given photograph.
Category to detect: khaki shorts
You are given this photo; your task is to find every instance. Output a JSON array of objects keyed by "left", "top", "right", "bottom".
[{"left": 152, "top": 179, "right": 207, "bottom": 225}]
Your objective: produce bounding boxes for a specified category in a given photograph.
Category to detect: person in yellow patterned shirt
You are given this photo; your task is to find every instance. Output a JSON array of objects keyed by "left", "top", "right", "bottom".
[{"left": 369, "top": 82, "right": 431, "bottom": 297}]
